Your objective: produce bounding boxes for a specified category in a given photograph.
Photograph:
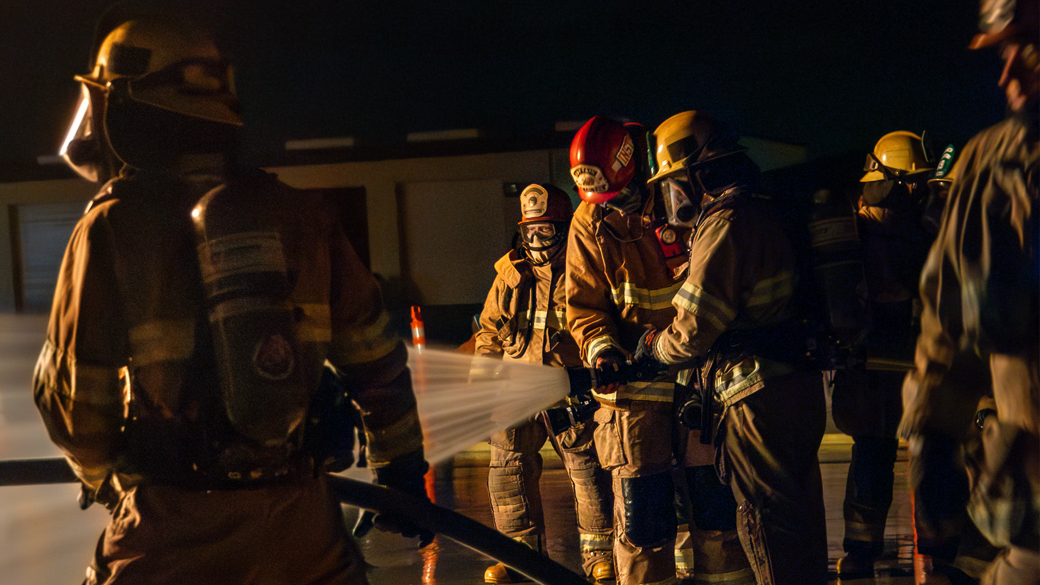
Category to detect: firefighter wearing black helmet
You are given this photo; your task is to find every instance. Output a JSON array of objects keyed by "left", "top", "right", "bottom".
[{"left": 475, "top": 184, "right": 615, "bottom": 584}]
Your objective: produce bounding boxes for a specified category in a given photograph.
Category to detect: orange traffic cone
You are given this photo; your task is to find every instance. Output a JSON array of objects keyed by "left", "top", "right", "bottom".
[{"left": 411, "top": 306, "right": 426, "bottom": 349}]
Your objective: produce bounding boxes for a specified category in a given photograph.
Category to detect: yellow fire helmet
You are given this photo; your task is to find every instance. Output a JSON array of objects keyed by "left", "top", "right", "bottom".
[
  {"left": 649, "top": 110, "right": 744, "bottom": 184},
  {"left": 860, "top": 131, "right": 934, "bottom": 182},
  {"left": 77, "top": 14, "right": 242, "bottom": 127}
]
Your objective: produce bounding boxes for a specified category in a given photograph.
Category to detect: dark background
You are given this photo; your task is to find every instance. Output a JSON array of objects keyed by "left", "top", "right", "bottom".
[{"left": 3, "top": 0, "right": 1008, "bottom": 180}]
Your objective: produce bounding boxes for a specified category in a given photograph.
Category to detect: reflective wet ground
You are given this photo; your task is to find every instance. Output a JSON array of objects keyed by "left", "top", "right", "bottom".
[
  {"left": 0, "top": 314, "right": 921, "bottom": 584},
  {"left": 351, "top": 438, "right": 917, "bottom": 585}
]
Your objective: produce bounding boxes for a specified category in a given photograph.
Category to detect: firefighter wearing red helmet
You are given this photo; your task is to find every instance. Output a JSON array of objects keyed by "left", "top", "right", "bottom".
[
  {"left": 33, "top": 9, "right": 428, "bottom": 585},
  {"left": 475, "top": 184, "right": 615, "bottom": 584},
  {"left": 633, "top": 110, "right": 829, "bottom": 584},
  {"left": 901, "top": 1, "right": 1040, "bottom": 583},
  {"left": 566, "top": 116, "right": 753, "bottom": 585}
]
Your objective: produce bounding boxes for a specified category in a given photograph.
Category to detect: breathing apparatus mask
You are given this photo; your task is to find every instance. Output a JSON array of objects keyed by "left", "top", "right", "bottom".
[
  {"left": 516, "top": 183, "right": 573, "bottom": 265},
  {"left": 660, "top": 176, "right": 698, "bottom": 228},
  {"left": 60, "top": 84, "right": 123, "bottom": 183},
  {"left": 860, "top": 152, "right": 929, "bottom": 210},
  {"left": 521, "top": 221, "right": 567, "bottom": 265}
]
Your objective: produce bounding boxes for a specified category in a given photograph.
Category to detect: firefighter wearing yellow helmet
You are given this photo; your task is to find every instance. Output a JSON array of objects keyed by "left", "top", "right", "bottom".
[
  {"left": 635, "top": 110, "right": 830, "bottom": 585},
  {"left": 567, "top": 115, "right": 756, "bottom": 585},
  {"left": 34, "top": 8, "right": 429, "bottom": 584},
  {"left": 831, "top": 130, "right": 941, "bottom": 577}
]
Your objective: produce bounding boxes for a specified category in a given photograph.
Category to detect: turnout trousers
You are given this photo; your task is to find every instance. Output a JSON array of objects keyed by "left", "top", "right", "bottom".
[
  {"left": 716, "top": 371, "right": 829, "bottom": 585},
  {"left": 488, "top": 414, "right": 613, "bottom": 575}
]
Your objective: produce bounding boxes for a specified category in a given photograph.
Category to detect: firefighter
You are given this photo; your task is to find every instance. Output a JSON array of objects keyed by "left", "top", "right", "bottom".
[
  {"left": 32, "top": 10, "right": 429, "bottom": 585},
  {"left": 566, "top": 116, "right": 753, "bottom": 585},
  {"left": 633, "top": 110, "right": 829, "bottom": 585},
  {"left": 831, "top": 130, "right": 936, "bottom": 577},
  {"left": 475, "top": 183, "right": 615, "bottom": 584},
  {"left": 900, "top": 0, "right": 1040, "bottom": 583}
]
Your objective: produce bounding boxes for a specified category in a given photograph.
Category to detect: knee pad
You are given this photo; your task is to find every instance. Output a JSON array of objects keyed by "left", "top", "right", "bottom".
[
  {"left": 621, "top": 472, "right": 677, "bottom": 547},
  {"left": 488, "top": 462, "right": 535, "bottom": 533}
]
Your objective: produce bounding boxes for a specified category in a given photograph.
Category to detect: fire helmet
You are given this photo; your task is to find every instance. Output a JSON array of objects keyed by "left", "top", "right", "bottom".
[
  {"left": 518, "top": 183, "right": 574, "bottom": 225},
  {"left": 518, "top": 184, "right": 572, "bottom": 264},
  {"left": 569, "top": 116, "right": 638, "bottom": 204},
  {"left": 970, "top": 0, "right": 1039, "bottom": 49},
  {"left": 77, "top": 15, "right": 242, "bottom": 126},
  {"left": 70, "top": 13, "right": 242, "bottom": 170},
  {"left": 648, "top": 110, "right": 745, "bottom": 184},
  {"left": 860, "top": 131, "right": 934, "bottom": 182}
]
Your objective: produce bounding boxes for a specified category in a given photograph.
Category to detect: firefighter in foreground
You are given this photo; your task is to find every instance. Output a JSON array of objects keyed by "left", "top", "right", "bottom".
[
  {"left": 899, "top": 0, "right": 1039, "bottom": 583},
  {"left": 33, "top": 10, "right": 429, "bottom": 584},
  {"left": 474, "top": 183, "right": 614, "bottom": 584},
  {"left": 632, "top": 111, "right": 829, "bottom": 584},
  {"left": 566, "top": 116, "right": 753, "bottom": 585},
  {"left": 831, "top": 130, "right": 935, "bottom": 576}
]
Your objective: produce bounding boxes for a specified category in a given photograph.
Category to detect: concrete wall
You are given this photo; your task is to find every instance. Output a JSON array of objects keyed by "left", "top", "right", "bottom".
[
  {"left": 0, "top": 141, "right": 802, "bottom": 327},
  {"left": 0, "top": 149, "right": 573, "bottom": 319},
  {"left": 269, "top": 148, "right": 571, "bottom": 289}
]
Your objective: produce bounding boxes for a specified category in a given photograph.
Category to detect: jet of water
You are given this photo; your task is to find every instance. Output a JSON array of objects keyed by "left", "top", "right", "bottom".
[{"left": 406, "top": 345, "right": 570, "bottom": 465}]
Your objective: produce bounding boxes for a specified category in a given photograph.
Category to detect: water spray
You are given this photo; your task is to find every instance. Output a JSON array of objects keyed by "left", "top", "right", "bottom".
[{"left": 407, "top": 344, "right": 570, "bottom": 466}]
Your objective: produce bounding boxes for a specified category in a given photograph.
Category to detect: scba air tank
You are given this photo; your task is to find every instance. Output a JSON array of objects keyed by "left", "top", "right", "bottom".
[
  {"left": 192, "top": 182, "right": 307, "bottom": 446},
  {"left": 807, "top": 188, "right": 870, "bottom": 365}
]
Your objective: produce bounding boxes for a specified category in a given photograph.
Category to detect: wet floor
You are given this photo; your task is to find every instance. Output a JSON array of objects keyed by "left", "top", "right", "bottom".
[
  {"left": 349, "top": 438, "right": 918, "bottom": 585},
  {"left": 0, "top": 313, "right": 924, "bottom": 584}
]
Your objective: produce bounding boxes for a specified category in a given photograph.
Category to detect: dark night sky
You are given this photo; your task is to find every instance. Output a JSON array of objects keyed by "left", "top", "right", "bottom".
[{"left": 3, "top": 0, "right": 1008, "bottom": 178}]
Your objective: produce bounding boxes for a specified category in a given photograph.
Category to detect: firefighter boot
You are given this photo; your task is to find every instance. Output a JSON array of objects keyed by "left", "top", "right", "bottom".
[
  {"left": 584, "top": 550, "right": 615, "bottom": 583},
  {"left": 836, "top": 539, "right": 883, "bottom": 578},
  {"left": 836, "top": 550, "right": 878, "bottom": 578},
  {"left": 483, "top": 563, "right": 530, "bottom": 583}
]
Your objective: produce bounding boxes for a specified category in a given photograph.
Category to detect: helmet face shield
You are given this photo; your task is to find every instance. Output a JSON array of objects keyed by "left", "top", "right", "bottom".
[
  {"left": 862, "top": 152, "right": 899, "bottom": 182},
  {"left": 661, "top": 178, "right": 698, "bottom": 227},
  {"left": 59, "top": 84, "right": 121, "bottom": 183}
]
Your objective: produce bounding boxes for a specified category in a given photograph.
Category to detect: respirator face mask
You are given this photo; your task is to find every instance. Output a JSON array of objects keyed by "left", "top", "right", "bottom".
[
  {"left": 521, "top": 222, "right": 565, "bottom": 264},
  {"left": 661, "top": 177, "right": 698, "bottom": 227}
]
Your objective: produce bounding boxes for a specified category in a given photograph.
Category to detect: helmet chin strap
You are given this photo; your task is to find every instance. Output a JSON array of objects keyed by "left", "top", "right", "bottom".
[{"left": 602, "top": 182, "right": 645, "bottom": 215}]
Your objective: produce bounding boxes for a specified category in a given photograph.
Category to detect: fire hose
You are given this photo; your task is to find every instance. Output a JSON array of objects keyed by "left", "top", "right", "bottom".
[{"left": 0, "top": 457, "right": 588, "bottom": 585}]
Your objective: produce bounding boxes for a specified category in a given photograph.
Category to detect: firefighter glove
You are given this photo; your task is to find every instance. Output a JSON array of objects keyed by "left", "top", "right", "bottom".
[
  {"left": 631, "top": 328, "right": 667, "bottom": 381},
  {"left": 353, "top": 449, "right": 434, "bottom": 547}
]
